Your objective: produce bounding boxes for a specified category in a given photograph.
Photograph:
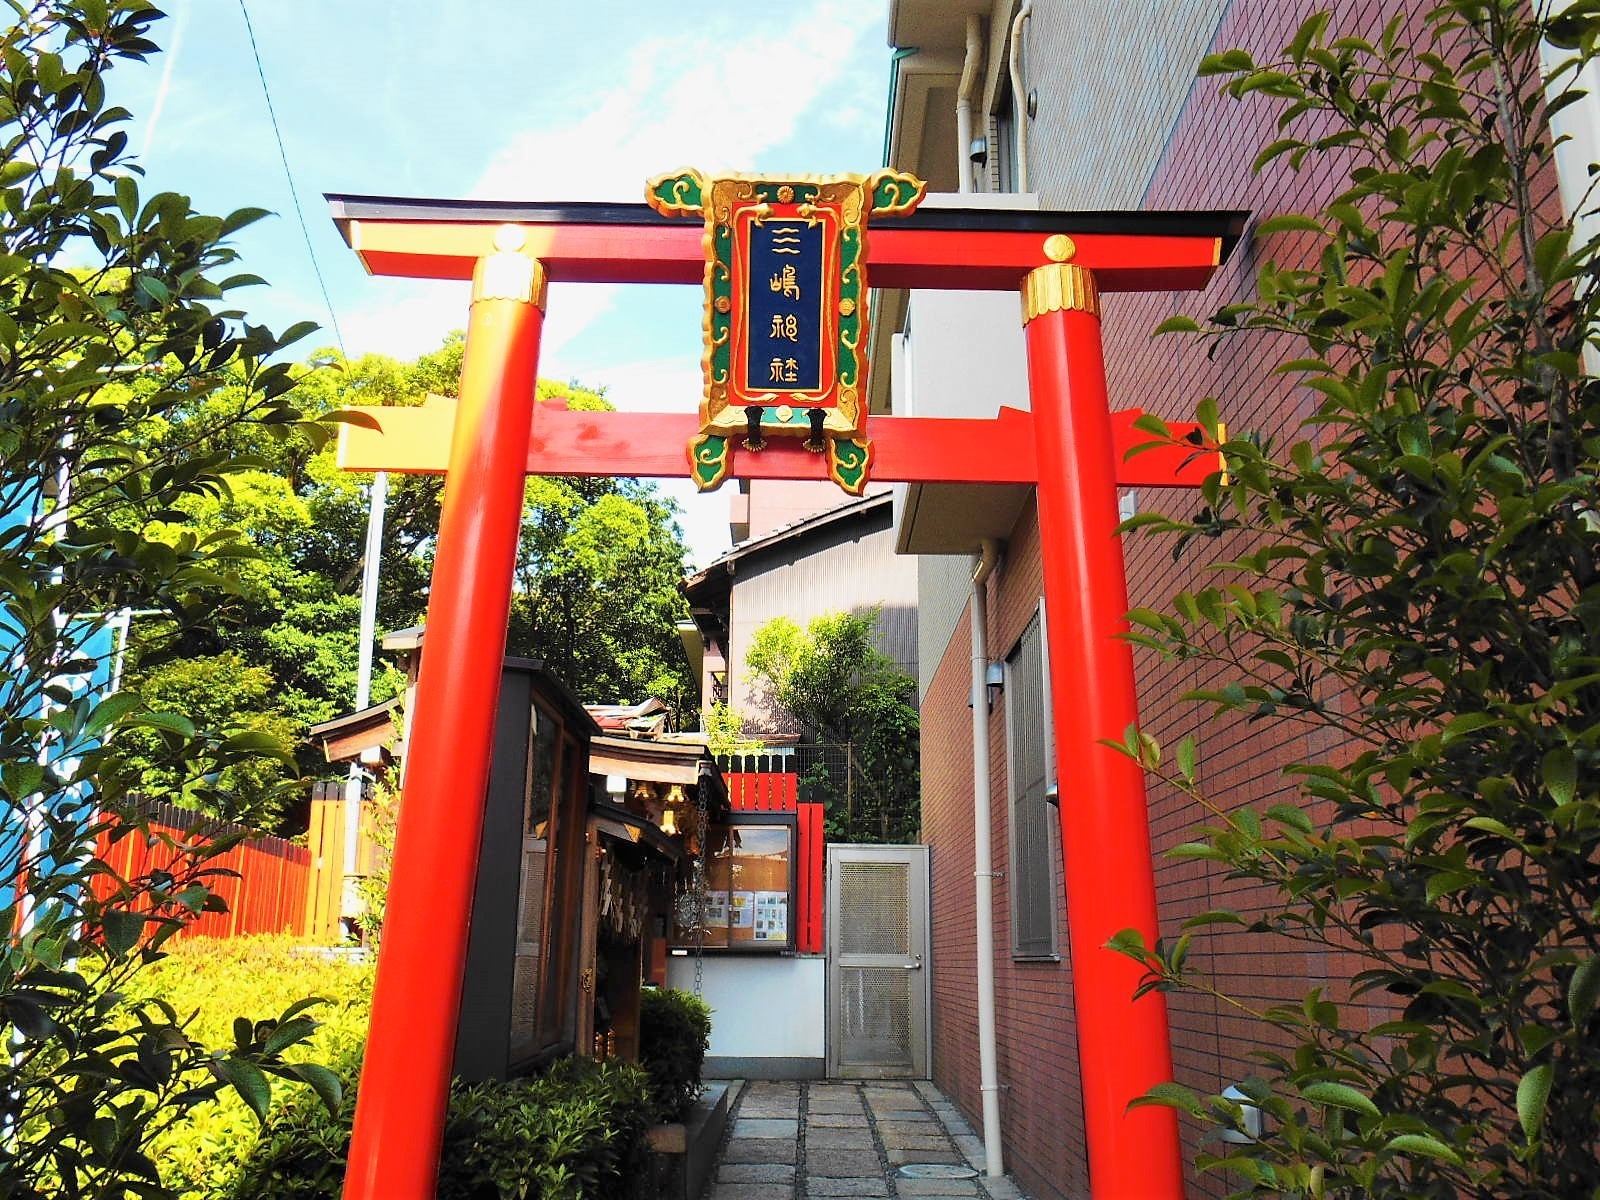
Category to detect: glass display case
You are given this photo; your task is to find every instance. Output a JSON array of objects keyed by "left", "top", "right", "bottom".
[{"left": 672, "top": 812, "right": 797, "bottom": 952}]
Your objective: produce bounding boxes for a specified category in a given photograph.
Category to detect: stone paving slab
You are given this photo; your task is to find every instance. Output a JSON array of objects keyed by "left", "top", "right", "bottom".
[
  {"left": 978, "top": 1178, "right": 1022, "bottom": 1199},
  {"left": 894, "top": 1182, "right": 980, "bottom": 1197},
  {"left": 807, "top": 1127, "right": 875, "bottom": 1149},
  {"left": 805, "top": 1179, "right": 892, "bottom": 1197},
  {"left": 876, "top": 1139, "right": 947, "bottom": 1158},
  {"left": 806, "top": 1149, "right": 884, "bottom": 1177},
  {"left": 709, "top": 1186, "right": 794, "bottom": 1200},
  {"left": 720, "top": 1163, "right": 797, "bottom": 1184},
  {"left": 886, "top": 1147, "right": 963, "bottom": 1166},
  {"left": 808, "top": 1097, "right": 866, "bottom": 1113},
  {"left": 809, "top": 1112, "right": 870, "bottom": 1128},
  {"left": 706, "top": 1080, "right": 1028, "bottom": 1200},
  {"left": 723, "top": 1138, "right": 799, "bottom": 1164}
]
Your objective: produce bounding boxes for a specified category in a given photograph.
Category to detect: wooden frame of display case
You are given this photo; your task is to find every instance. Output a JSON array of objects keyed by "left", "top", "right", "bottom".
[{"left": 672, "top": 811, "right": 799, "bottom": 955}]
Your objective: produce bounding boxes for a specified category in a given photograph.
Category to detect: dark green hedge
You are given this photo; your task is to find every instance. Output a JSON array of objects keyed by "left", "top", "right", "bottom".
[
  {"left": 232, "top": 1057, "right": 654, "bottom": 1200},
  {"left": 638, "top": 988, "right": 712, "bottom": 1121}
]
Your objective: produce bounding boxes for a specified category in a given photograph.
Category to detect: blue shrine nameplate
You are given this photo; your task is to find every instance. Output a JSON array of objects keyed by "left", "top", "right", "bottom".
[{"left": 742, "top": 218, "right": 825, "bottom": 396}]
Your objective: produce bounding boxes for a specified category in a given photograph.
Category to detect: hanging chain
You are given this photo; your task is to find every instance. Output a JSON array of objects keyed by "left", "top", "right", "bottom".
[
  {"left": 692, "top": 776, "right": 710, "bottom": 997},
  {"left": 671, "top": 771, "right": 715, "bottom": 996}
]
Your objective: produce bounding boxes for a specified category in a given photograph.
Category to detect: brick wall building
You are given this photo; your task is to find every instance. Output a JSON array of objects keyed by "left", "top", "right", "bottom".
[{"left": 879, "top": 3, "right": 1565, "bottom": 1198}]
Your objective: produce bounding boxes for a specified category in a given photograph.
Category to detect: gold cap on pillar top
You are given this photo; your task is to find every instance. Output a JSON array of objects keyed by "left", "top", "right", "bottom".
[
  {"left": 472, "top": 225, "right": 548, "bottom": 309},
  {"left": 1021, "top": 247, "right": 1099, "bottom": 323}
]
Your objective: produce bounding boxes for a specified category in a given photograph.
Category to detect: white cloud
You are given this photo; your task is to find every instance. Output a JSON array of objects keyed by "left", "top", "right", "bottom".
[
  {"left": 472, "top": 0, "right": 884, "bottom": 202},
  {"left": 338, "top": 278, "right": 622, "bottom": 363},
  {"left": 336, "top": 280, "right": 465, "bottom": 360},
  {"left": 343, "top": 2, "right": 883, "bottom": 367},
  {"left": 568, "top": 353, "right": 702, "bottom": 414}
]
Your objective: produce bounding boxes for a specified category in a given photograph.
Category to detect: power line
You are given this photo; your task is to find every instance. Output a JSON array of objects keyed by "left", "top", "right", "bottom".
[{"left": 236, "top": 0, "right": 348, "bottom": 359}]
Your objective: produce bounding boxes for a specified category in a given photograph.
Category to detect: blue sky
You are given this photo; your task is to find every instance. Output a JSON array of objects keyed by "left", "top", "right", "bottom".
[{"left": 113, "top": 0, "right": 895, "bottom": 564}]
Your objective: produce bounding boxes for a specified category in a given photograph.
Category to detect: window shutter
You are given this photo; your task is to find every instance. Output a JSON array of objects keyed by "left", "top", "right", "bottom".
[{"left": 1008, "top": 612, "right": 1057, "bottom": 957}]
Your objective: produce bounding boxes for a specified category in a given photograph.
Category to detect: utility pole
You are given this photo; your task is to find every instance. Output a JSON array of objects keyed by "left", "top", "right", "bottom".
[{"left": 343, "top": 469, "right": 388, "bottom": 935}]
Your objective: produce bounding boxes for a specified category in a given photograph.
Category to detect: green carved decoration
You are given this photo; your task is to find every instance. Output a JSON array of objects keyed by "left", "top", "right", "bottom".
[
  {"left": 689, "top": 433, "right": 731, "bottom": 491},
  {"left": 708, "top": 219, "right": 732, "bottom": 386},
  {"left": 829, "top": 438, "right": 872, "bottom": 495},
  {"left": 649, "top": 170, "right": 705, "bottom": 214},
  {"left": 870, "top": 171, "right": 925, "bottom": 214}
]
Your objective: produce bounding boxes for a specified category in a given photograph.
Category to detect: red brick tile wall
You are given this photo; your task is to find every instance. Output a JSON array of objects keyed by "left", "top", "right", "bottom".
[
  {"left": 924, "top": 514, "right": 1091, "bottom": 1200},
  {"left": 920, "top": 2, "right": 1563, "bottom": 1197}
]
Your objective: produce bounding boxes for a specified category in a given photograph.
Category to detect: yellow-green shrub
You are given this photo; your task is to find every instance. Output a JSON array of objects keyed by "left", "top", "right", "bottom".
[
  {"left": 129, "top": 936, "right": 373, "bottom": 1200},
  {"left": 139, "top": 937, "right": 659, "bottom": 1199}
]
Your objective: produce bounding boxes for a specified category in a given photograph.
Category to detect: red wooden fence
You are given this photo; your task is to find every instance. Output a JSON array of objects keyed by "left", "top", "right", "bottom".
[
  {"left": 726, "top": 770, "right": 799, "bottom": 812},
  {"left": 95, "top": 800, "right": 312, "bottom": 940},
  {"left": 795, "top": 802, "right": 824, "bottom": 955}
]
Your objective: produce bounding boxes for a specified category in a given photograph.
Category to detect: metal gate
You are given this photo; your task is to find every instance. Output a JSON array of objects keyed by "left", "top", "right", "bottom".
[{"left": 826, "top": 844, "right": 930, "bottom": 1078}]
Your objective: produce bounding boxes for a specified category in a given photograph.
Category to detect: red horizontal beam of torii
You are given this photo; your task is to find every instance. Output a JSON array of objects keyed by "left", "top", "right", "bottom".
[
  {"left": 328, "top": 193, "right": 1245, "bottom": 291},
  {"left": 337, "top": 398, "right": 1222, "bottom": 487}
]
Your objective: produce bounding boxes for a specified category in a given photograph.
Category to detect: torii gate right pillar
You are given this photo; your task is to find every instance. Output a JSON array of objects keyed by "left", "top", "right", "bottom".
[{"left": 1022, "top": 251, "right": 1186, "bottom": 1200}]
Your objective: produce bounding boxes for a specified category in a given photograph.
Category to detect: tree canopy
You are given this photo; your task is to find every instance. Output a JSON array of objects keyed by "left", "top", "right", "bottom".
[
  {"left": 746, "top": 609, "right": 919, "bottom": 842},
  {"left": 118, "top": 341, "right": 695, "bottom": 831},
  {"left": 0, "top": 3, "right": 340, "bottom": 1191}
]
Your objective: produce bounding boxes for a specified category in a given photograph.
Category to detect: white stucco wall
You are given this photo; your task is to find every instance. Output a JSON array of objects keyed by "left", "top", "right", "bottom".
[{"left": 665, "top": 954, "right": 825, "bottom": 1060}]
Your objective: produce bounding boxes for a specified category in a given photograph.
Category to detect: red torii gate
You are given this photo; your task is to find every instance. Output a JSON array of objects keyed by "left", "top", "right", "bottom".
[{"left": 327, "top": 191, "right": 1247, "bottom": 1200}]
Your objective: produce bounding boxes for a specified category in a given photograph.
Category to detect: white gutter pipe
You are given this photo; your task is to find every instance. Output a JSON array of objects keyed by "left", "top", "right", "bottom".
[
  {"left": 1009, "top": 0, "right": 1034, "bottom": 194},
  {"left": 956, "top": 14, "right": 983, "bottom": 194},
  {"left": 1540, "top": 3, "right": 1600, "bottom": 371},
  {"left": 969, "top": 538, "right": 1004, "bottom": 1178}
]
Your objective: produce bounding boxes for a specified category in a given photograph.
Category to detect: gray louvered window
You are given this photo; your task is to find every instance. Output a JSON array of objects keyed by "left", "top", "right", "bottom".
[{"left": 1007, "top": 611, "right": 1058, "bottom": 958}]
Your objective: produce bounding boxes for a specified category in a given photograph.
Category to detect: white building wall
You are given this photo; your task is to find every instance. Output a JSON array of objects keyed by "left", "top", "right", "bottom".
[
  {"left": 666, "top": 955, "right": 826, "bottom": 1077},
  {"left": 893, "top": 285, "right": 1033, "bottom": 700},
  {"left": 728, "top": 519, "right": 918, "bottom": 735}
]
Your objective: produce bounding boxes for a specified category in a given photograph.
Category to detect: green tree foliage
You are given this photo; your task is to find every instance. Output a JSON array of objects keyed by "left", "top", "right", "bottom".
[
  {"left": 114, "top": 345, "right": 460, "bottom": 829},
  {"left": 704, "top": 701, "right": 764, "bottom": 757},
  {"left": 0, "top": 3, "right": 337, "bottom": 1194},
  {"left": 118, "top": 346, "right": 695, "bottom": 830},
  {"left": 747, "top": 610, "right": 919, "bottom": 841},
  {"left": 1113, "top": 5, "right": 1600, "bottom": 1196},
  {"left": 510, "top": 466, "right": 694, "bottom": 719}
]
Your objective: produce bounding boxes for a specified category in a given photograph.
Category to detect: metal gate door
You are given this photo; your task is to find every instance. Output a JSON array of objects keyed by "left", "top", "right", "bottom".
[{"left": 826, "top": 844, "right": 930, "bottom": 1078}]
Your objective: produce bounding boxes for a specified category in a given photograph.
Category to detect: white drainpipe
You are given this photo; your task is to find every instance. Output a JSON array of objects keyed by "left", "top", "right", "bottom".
[
  {"left": 1540, "top": 5, "right": 1600, "bottom": 372},
  {"left": 1009, "top": 0, "right": 1034, "bottom": 194},
  {"left": 969, "top": 538, "right": 1004, "bottom": 1178},
  {"left": 956, "top": 14, "right": 983, "bottom": 194}
]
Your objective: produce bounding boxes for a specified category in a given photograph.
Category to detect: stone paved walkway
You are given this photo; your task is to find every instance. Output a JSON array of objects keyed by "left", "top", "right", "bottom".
[{"left": 706, "top": 1079, "right": 1027, "bottom": 1200}]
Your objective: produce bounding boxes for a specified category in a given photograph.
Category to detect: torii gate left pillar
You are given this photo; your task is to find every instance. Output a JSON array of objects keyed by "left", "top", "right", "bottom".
[
  {"left": 329, "top": 195, "right": 1245, "bottom": 1200},
  {"left": 340, "top": 227, "right": 548, "bottom": 1200}
]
